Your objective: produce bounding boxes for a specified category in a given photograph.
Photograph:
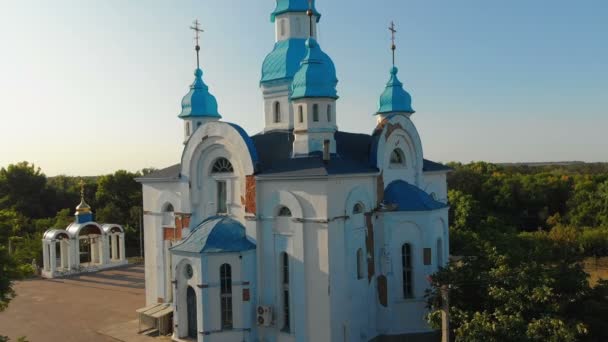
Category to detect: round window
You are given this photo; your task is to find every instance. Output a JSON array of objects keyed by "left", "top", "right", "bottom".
[{"left": 184, "top": 264, "right": 193, "bottom": 279}]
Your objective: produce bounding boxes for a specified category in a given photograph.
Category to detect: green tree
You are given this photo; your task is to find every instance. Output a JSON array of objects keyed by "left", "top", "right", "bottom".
[{"left": 0, "top": 162, "right": 49, "bottom": 219}]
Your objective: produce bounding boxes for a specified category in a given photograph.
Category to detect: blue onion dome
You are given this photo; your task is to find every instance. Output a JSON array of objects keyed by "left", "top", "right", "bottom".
[
  {"left": 271, "top": 0, "right": 321, "bottom": 23},
  {"left": 178, "top": 68, "right": 221, "bottom": 119},
  {"left": 261, "top": 38, "right": 308, "bottom": 84},
  {"left": 290, "top": 38, "right": 338, "bottom": 100},
  {"left": 377, "top": 67, "right": 415, "bottom": 115}
]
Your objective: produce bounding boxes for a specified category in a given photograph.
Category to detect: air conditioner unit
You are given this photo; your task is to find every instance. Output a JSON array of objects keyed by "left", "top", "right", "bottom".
[{"left": 256, "top": 305, "right": 273, "bottom": 327}]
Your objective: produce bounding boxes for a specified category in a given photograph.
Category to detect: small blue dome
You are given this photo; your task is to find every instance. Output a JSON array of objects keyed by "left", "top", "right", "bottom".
[
  {"left": 170, "top": 216, "right": 256, "bottom": 254},
  {"left": 271, "top": 0, "right": 321, "bottom": 23},
  {"left": 261, "top": 38, "right": 308, "bottom": 84},
  {"left": 384, "top": 180, "right": 446, "bottom": 212},
  {"left": 290, "top": 38, "right": 338, "bottom": 100},
  {"left": 178, "top": 68, "right": 221, "bottom": 119},
  {"left": 377, "top": 67, "right": 414, "bottom": 115}
]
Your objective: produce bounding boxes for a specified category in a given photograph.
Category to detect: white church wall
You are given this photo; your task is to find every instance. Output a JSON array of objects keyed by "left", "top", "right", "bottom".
[
  {"left": 262, "top": 83, "right": 294, "bottom": 132},
  {"left": 423, "top": 172, "right": 449, "bottom": 204},
  {"left": 172, "top": 254, "right": 202, "bottom": 340},
  {"left": 274, "top": 13, "right": 317, "bottom": 41},
  {"left": 142, "top": 181, "right": 187, "bottom": 306}
]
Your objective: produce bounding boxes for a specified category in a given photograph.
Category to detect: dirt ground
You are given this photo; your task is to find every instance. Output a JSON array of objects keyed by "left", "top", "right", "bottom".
[{"left": 0, "top": 264, "right": 146, "bottom": 342}]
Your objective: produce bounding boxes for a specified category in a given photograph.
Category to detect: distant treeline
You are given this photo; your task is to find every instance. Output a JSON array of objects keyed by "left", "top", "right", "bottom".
[{"left": 447, "top": 161, "right": 608, "bottom": 256}]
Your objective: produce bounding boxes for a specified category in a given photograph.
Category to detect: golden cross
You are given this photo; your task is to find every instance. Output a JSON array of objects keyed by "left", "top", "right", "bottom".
[
  {"left": 389, "top": 21, "right": 397, "bottom": 66},
  {"left": 79, "top": 179, "right": 85, "bottom": 199}
]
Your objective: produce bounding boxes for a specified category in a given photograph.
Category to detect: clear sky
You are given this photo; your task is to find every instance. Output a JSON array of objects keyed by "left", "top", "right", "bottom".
[{"left": 1, "top": 0, "right": 606, "bottom": 176}]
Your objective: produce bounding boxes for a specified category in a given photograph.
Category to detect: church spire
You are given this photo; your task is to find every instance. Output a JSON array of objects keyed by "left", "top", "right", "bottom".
[
  {"left": 376, "top": 21, "right": 415, "bottom": 118},
  {"left": 190, "top": 19, "right": 204, "bottom": 69}
]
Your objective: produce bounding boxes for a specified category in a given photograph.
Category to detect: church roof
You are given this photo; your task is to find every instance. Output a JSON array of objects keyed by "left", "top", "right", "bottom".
[
  {"left": 261, "top": 38, "right": 308, "bottom": 84},
  {"left": 377, "top": 67, "right": 414, "bottom": 114},
  {"left": 178, "top": 68, "right": 221, "bottom": 119},
  {"left": 170, "top": 216, "right": 255, "bottom": 254},
  {"left": 384, "top": 180, "right": 448, "bottom": 212},
  {"left": 270, "top": 0, "right": 321, "bottom": 23},
  {"left": 138, "top": 131, "right": 450, "bottom": 180},
  {"left": 290, "top": 38, "right": 338, "bottom": 100}
]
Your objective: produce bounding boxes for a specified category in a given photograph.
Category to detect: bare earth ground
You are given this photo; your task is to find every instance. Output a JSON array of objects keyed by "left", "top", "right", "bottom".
[
  {"left": 585, "top": 257, "right": 608, "bottom": 286},
  {"left": 0, "top": 264, "right": 150, "bottom": 342}
]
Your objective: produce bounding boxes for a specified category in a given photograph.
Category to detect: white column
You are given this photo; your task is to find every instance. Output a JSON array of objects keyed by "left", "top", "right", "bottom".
[
  {"left": 90, "top": 237, "right": 97, "bottom": 264},
  {"left": 99, "top": 235, "right": 105, "bottom": 265},
  {"left": 60, "top": 241, "right": 67, "bottom": 269},
  {"left": 66, "top": 240, "right": 72, "bottom": 270},
  {"left": 42, "top": 242, "right": 49, "bottom": 271},
  {"left": 119, "top": 233, "right": 126, "bottom": 262},
  {"left": 49, "top": 241, "right": 57, "bottom": 274},
  {"left": 111, "top": 234, "right": 118, "bottom": 260}
]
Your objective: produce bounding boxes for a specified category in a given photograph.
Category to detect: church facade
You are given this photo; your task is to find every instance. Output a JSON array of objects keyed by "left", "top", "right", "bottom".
[{"left": 138, "top": 1, "right": 449, "bottom": 341}]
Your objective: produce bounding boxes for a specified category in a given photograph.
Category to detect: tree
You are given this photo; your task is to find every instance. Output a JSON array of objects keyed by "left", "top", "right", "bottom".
[{"left": 0, "top": 162, "right": 49, "bottom": 219}]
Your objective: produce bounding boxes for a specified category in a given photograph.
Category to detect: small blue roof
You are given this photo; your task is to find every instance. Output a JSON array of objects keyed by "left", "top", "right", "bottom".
[
  {"left": 290, "top": 38, "right": 338, "bottom": 100},
  {"left": 170, "top": 216, "right": 255, "bottom": 254},
  {"left": 377, "top": 67, "right": 414, "bottom": 115},
  {"left": 271, "top": 0, "right": 320, "bottom": 23},
  {"left": 384, "top": 180, "right": 447, "bottom": 211},
  {"left": 178, "top": 68, "right": 221, "bottom": 120},
  {"left": 261, "top": 38, "right": 308, "bottom": 84}
]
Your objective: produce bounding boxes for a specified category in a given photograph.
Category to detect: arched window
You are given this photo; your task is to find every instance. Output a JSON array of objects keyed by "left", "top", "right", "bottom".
[
  {"left": 274, "top": 101, "right": 281, "bottom": 123},
  {"left": 390, "top": 148, "right": 406, "bottom": 166},
  {"left": 313, "top": 104, "right": 319, "bottom": 122},
  {"left": 298, "top": 105, "right": 303, "bottom": 123},
  {"left": 278, "top": 206, "right": 292, "bottom": 217},
  {"left": 163, "top": 203, "right": 174, "bottom": 212},
  {"left": 437, "top": 238, "right": 443, "bottom": 267},
  {"left": 356, "top": 248, "right": 365, "bottom": 279},
  {"left": 212, "top": 158, "right": 233, "bottom": 215},
  {"left": 186, "top": 122, "right": 191, "bottom": 136},
  {"left": 352, "top": 203, "right": 364, "bottom": 215},
  {"left": 212, "top": 158, "right": 234, "bottom": 174},
  {"left": 162, "top": 203, "right": 174, "bottom": 226},
  {"left": 402, "top": 243, "right": 413, "bottom": 298},
  {"left": 327, "top": 104, "right": 332, "bottom": 122},
  {"left": 220, "top": 264, "right": 233, "bottom": 329},
  {"left": 281, "top": 252, "right": 291, "bottom": 332}
]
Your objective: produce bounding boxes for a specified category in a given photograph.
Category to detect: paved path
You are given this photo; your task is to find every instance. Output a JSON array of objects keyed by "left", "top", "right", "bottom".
[{"left": 0, "top": 264, "right": 157, "bottom": 342}]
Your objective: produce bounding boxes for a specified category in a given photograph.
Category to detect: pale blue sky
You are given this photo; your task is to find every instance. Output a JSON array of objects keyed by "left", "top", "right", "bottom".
[{"left": 1, "top": 0, "right": 606, "bottom": 176}]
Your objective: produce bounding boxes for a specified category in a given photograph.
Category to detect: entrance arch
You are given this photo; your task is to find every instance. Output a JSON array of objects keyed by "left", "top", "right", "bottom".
[{"left": 186, "top": 286, "right": 197, "bottom": 338}]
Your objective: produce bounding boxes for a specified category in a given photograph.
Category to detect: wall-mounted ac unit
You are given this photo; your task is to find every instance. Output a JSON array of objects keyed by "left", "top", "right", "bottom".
[{"left": 256, "top": 305, "right": 273, "bottom": 327}]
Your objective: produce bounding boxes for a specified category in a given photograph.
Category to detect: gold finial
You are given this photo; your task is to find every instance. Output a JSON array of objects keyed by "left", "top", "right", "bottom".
[
  {"left": 190, "top": 19, "right": 204, "bottom": 69},
  {"left": 389, "top": 21, "right": 397, "bottom": 66},
  {"left": 75, "top": 179, "right": 91, "bottom": 214}
]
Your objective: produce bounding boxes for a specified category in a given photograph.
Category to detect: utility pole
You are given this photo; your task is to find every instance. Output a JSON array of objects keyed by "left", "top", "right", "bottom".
[{"left": 441, "top": 285, "right": 450, "bottom": 342}]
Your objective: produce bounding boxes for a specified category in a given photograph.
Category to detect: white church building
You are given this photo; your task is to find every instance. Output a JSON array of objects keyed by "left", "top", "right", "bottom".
[{"left": 138, "top": 1, "right": 450, "bottom": 341}]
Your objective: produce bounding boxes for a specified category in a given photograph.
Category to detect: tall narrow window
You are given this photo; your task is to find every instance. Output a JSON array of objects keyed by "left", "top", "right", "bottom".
[
  {"left": 280, "top": 19, "right": 286, "bottom": 37},
  {"left": 390, "top": 148, "right": 406, "bottom": 166},
  {"left": 281, "top": 252, "right": 291, "bottom": 332},
  {"left": 220, "top": 264, "right": 233, "bottom": 329},
  {"left": 313, "top": 104, "right": 319, "bottom": 122},
  {"left": 298, "top": 105, "right": 303, "bottom": 123},
  {"left": 402, "top": 243, "right": 413, "bottom": 298},
  {"left": 217, "top": 180, "right": 227, "bottom": 214},
  {"left": 327, "top": 104, "right": 332, "bottom": 122},
  {"left": 186, "top": 122, "right": 191, "bottom": 136},
  {"left": 356, "top": 248, "right": 364, "bottom": 279},
  {"left": 437, "top": 238, "right": 443, "bottom": 267},
  {"left": 274, "top": 102, "right": 281, "bottom": 123}
]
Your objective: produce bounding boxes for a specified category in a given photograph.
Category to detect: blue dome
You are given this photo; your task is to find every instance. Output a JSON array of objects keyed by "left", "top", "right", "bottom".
[
  {"left": 178, "top": 68, "right": 221, "bottom": 119},
  {"left": 377, "top": 67, "right": 414, "bottom": 115},
  {"left": 261, "top": 38, "right": 308, "bottom": 84},
  {"left": 384, "top": 180, "right": 446, "bottom": 212},
  {"left": 170, "top": 216, "right": 256, "bottom": 254},
  {"left": 271, "top": 0, "right": 320, "bottom": 23},
  {"left": 290, "top": 38, "right": 338, "bottom": 100}
]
